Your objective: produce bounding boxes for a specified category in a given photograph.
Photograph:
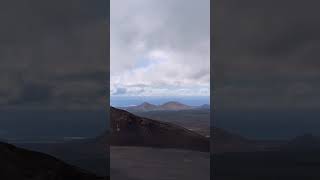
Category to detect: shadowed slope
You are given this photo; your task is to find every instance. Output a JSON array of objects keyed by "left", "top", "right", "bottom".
[
  {"left": 0, "top": 142, "right": 104, "bottom": 180},
  {"left": 108, "top": 107, "right": 209, "bottom": 152},
  {"left": 212, "top": 127, "right": 260, "bottom": 153}
]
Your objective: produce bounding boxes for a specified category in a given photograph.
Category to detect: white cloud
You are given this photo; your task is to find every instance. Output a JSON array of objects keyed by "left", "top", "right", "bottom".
[{"left": 111, "top": 0, "right": 210, "bottom": 96}]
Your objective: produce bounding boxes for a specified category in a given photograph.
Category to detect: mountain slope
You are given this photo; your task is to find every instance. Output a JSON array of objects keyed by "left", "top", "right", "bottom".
[
  {"left": 281, "top": 133, "right": 320, "bottom": 151},
  {"left": 212, "top": 128, "right": 260, "bottom": 153},
  {"left": 0, "top": 142, "right": 104, "bottom": 180},
  {"left": 108, "top": 107, "right": 209, "bottom": 152},
  {"left": 18, "top": 107, "right": 210, "bottom": 175}
]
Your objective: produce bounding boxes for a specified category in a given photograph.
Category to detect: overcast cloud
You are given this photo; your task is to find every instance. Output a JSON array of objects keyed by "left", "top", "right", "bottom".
[
  {"left": 0, "top": 0, "right": 108, "bottom": 110},
  {"left": 111, "top": 0, "right": 210, "bottom": 96},
  {"left": 213, "top": 0, "right": 320, "bottom": 110}
]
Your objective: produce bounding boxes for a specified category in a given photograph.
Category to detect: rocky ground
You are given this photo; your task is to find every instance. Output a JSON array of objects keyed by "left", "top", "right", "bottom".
[{"left": 110, "top": 146, "right": 210, "bottom": 180}]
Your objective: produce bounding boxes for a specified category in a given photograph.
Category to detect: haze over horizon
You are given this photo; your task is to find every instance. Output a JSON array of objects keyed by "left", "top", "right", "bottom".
[{"left": 110, "top": 96, "right": 210, "bottom": 107}]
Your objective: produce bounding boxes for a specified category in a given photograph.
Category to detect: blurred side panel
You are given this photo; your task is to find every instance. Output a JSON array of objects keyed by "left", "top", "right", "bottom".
[
  {"left": 0, "top": 0, "right": 109, "bottom": 179},
  {"left": 213, "top": 0, "right": 320, "bottom": 179}
]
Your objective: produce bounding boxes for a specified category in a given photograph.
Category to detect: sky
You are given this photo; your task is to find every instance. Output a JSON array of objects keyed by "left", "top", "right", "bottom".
[
  {"left": 0, "top": 1, "right": 108, "bottom": 110},
  {"left": 110, "top": 0, "right": 210, "bottom": 97},
  {"left": 213, "top": 0, "right": 320, "bottom": 110}
]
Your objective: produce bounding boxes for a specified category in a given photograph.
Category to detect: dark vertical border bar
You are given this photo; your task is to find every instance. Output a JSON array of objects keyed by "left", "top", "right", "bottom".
[
  {"left": 210, "top": 0, "right": 214, "bottom": 179},
  {"left": 106, "top": 0, "right": 111, "bottom": 177}
]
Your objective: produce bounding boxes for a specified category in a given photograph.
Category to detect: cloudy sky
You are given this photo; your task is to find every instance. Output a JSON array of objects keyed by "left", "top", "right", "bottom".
[
  {"left": 213, "top": 0, "right": 320, "bottom": 110},
  {"left": 0, "top": 1, "right": 108, "bottom": 110},
  {"left": 111, "top": 0, "right": 210, "bottom": 97}
]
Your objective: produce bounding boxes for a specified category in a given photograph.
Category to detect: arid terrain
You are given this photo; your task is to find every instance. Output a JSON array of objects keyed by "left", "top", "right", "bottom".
[{"left": 111, "top": 146, "right": 209, "bottom": 180}]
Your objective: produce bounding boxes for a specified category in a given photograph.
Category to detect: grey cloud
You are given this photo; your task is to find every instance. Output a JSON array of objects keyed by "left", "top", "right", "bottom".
[
  {"left": 213, "top": 0, "right": 320, "bottom": 109},
  {"left": 0, "top": 1, "right": 108, "bottom": 110},
  {"left": 112, "top": 88, "right": 127, "bottom": 95},
  {"left": 15, "top": 83, "right": 52, "bottom": 105},
  {"left": 111, "top": 0, "right": 210, "bottom": 96}
]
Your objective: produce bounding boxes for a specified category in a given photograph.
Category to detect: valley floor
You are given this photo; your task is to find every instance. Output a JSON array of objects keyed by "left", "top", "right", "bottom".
[{"left": 110, "top": 146, "right": 210, "bottom": 180}]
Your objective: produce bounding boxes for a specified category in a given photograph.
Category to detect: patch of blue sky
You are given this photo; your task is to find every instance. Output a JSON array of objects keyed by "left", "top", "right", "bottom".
[{"left": 133, "top": 56, "right": 163, "bottom": 70}]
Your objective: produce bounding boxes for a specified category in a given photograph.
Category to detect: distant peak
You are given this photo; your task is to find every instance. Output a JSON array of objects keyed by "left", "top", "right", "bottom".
[
  {"left": 138, "top": 102, "right": 156, "bottom": 107},
  {"left": 141, "top": 102, "right": 154, "bottom": 105},
  {"left": 162, "top": 101, "right": 184, "bottom": 105},
  {"left": 159, "top": 101, "right": 192, "bottom": 110},
  {"left": 123, "top": 102, "right": 158, "bottom": 111}
]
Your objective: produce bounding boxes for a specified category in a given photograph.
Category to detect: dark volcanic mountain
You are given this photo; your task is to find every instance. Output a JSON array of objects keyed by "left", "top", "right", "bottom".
[
  {"left": 108, "top": 107, "right": 209, "bottom": 152},
  {"left": 19, "top": 107, "right": 210, "bottom": 175},
  {"left": 281, "top": 133, "right": 320, "bottom": 151},
  {"left": 212, "top": 128, "right": 260, "bottom": 153},
  {"left": 0, "top": 142, "right": 104, "bottom": 180},
  {"left": 101, "top": 108, "right": 255, "bottom": 153}
]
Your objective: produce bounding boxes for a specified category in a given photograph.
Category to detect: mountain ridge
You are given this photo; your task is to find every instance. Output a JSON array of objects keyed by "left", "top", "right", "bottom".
[{"left": 119, "top": 101, "right": 210, "bottom": 112}]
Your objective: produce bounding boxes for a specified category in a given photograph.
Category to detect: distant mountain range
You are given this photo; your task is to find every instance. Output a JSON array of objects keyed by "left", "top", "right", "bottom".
[{"left": 119, "top": 101, "right": 210, "bottom": 112}]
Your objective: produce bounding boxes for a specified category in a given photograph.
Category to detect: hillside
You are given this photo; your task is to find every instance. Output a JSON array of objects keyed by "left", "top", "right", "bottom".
[
  {"left": 0, "top": 142, "right": 105, "bottom": 180},
  {"left": 133, "top": 108, "right": 210, "bottom": 136},
  {"left": 109, "top": 107, "right": 209, "bottom": 152}
]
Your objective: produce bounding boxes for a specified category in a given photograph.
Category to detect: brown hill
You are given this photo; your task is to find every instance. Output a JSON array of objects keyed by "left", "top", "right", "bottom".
[
  {"left": 159, "top": 101, "right": 193, "bottom": 111},
  {"left": 124, "top": 101, "right": 193, "bottom": 112},
  {"left": 126, "top": 102, "right": 158, "bottom": 111}
]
